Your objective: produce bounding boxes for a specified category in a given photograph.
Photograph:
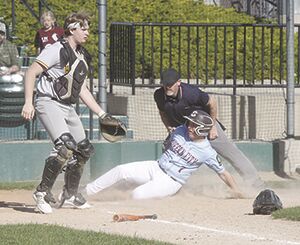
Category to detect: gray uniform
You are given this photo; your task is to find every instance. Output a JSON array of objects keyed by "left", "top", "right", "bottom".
[
  {"left": 35, "top": 41, "right": 88, "bottom": 143},
  {"left": 34, "top": 40, "right": 94, "bottom": 202}
]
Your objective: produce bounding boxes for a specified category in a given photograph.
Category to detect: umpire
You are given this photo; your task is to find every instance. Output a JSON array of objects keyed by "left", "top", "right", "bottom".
[{"left": 154, "top": 68, "right": 265, "bottom": 190}]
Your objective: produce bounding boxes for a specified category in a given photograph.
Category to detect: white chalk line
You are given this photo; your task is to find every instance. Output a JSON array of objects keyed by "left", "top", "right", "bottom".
[
  {"left": 107, "top": 210, "right": 300, "bottom": 245},
  {"left": 150, "top": 219, "right": 300, "bottom": 245}
]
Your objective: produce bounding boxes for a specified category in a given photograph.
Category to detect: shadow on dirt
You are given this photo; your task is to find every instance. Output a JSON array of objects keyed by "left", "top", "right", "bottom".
[{"left": 0, "top": 201, "right": 38, "bottom": 213}]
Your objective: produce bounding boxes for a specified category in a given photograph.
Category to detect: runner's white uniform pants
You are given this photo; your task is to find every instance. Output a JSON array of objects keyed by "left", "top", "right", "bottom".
[{"left": 86, "top": 161, "right": 182, "bottom": 199}]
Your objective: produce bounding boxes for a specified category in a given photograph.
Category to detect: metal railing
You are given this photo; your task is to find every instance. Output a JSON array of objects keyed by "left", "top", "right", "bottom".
[
  {"left": 109, "top": 23, "right": 136, "bottom": 93},
  {"left": 110, "top": 22, "right": 300, "bottom": 95}
]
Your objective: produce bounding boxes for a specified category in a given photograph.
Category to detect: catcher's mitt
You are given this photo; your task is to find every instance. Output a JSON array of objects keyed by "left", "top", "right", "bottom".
[
  {"left": 99, "top": 113, "right": 127, "bottom": 142},
  {"left": 252, "top": 189, "right": 283, "bottom": 215}
]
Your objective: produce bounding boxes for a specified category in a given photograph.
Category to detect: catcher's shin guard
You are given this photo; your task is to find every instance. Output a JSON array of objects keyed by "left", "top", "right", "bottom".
[
  {"left": 63, "top": 156, "right": 85, "bottom": 198},
  {"left": 59, "top": 139, "right": 94, "bottom": 206},
  {"left": 37, "top": 145, "right": 73, "bottom": 194},
  {"left": 77, "top": 138, "right": 95, "bottom": 161},
  {"left": 36, "top": 133, "right": 76, "bottom": 197}
]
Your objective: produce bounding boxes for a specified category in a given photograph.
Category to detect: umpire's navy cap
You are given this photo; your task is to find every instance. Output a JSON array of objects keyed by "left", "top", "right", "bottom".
[{"left": 161, "top": 68, "right": 180, "bottom": 86}]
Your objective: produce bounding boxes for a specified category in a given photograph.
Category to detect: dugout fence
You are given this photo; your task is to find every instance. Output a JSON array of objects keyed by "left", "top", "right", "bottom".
[
  {"left": 108, "top": 22, "right": 300, "bottom": 142},
  {"left": 110, "top": 22, "right": 300, "bottom": 93}
]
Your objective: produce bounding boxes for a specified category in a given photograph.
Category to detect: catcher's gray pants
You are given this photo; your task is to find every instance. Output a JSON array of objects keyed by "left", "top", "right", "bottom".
[
  {"left": 210, "top": 122, "right": 264, "bottom": 188},
  {"left": 35, "top": 96, "right": 88, "bottom": 195},
  {"left": 35, "top": 96, "right": 86, "bottom": 144}
]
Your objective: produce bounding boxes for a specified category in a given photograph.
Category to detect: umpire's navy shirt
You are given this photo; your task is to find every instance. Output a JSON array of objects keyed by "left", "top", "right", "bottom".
[{"left": 154, "top": 83, "right": 210, "bottom": 127}]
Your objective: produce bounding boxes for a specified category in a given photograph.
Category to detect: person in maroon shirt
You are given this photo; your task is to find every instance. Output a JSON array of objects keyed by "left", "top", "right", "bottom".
[{"left": 34, "top": 11, "right": 64, "bottom": 54}]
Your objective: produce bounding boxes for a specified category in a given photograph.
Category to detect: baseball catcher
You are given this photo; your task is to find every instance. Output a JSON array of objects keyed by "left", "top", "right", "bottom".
[
  {"left": 21, "top": 12, "right": 119, "bottom": 214},
  {"left": 99, "top": 113, "right": 127, "bottom": 142},
  {"left": 253, "top": 189, "right": 283, "bottom": 215}
]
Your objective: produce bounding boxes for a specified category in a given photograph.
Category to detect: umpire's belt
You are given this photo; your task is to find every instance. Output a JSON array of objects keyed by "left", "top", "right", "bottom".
[{"left": 158, "top": 164, "right": 179, "bottom": 183}]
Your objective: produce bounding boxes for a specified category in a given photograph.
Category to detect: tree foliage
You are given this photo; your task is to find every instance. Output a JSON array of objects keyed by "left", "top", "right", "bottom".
[
  {"left": 1, "top": 0, "right": 254, "bottom": 52},
  {"left": 1, "top": 0, "right": 287, "bottom": 80}
]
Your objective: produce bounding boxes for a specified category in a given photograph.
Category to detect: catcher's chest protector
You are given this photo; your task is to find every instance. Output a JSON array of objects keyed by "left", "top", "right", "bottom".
[
  {"left": 252, "top": 189, "right": 283, "bottom": 215},
  {"left": 53, "top": 40, "right": 90, "bottom": 104}
]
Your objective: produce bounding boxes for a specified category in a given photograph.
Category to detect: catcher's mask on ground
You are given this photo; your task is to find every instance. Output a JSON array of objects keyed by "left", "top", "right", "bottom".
[
  {"left": 252, "top": 189, "right": 283, "bottom": 215},
  {"left": 184, "top": 110, "right": 213, "bottom": 137}
]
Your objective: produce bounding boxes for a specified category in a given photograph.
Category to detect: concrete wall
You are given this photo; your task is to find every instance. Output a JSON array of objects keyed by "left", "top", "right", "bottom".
[{"left": 0, "top": 140, "right": 282, "bottom": 182}]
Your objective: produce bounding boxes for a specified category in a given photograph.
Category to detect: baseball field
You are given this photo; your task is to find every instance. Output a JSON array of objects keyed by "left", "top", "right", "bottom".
[{"left": 1, "top": 170, "right": 300, "bottom": 245}]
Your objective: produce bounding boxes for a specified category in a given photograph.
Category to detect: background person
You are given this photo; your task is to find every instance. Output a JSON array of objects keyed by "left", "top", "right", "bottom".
[
  {"left": 154, "top": 68, "right": 265, "bottom": 191},
  {"left": 86, "top": 110, "right": 244, "bottom": 200},
  {"left": 34, "top": 11, "right": 64, "bottom": 54},
  {"left": 0, "top": 22, "right": 20, "bottom": 76},
  {"left": 21, "top": 11, "right": 118, "bottom": 214}
]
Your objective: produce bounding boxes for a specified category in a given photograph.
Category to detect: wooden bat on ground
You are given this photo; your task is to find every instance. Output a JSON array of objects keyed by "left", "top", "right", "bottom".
[{"left": 113, "top": 213, "right": 157, "bottom": 222}]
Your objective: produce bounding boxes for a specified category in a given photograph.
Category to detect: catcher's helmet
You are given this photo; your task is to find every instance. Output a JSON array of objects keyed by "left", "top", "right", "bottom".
[{"left": 183, "top": 110, "right": 213, "bottom": 137}]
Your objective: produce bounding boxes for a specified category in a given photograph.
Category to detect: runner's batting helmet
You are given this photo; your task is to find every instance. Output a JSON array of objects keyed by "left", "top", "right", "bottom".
[{"left": 183, "top": 110, "right": 214, "bottom": 137}]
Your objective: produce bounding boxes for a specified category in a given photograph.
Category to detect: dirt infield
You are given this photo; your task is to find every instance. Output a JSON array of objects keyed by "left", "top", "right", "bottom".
[{"left": 1, "top": 171, "right": 300, "bottom": 245}]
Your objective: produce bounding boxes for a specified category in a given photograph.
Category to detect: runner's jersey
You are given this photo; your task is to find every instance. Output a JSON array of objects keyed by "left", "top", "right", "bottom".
[{"left": 158, "top": 125, "right": 224, "bottom": 184}]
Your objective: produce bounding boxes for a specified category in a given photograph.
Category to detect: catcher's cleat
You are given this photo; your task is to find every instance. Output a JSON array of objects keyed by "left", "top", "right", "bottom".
[
  {"left": 57, "top": 192, "right": 91, "bottom": 209},
  {"left": 33, "top": 191, "right": 53, "bottom": 214}
]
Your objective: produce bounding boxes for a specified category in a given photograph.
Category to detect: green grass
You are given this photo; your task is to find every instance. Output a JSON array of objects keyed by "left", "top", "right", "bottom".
[
  {"left": 0, "top": 183, "right": 173, "bottom": 244},
  {"left": 262, "top": 180, "right": 300, "bottom": 221},
  {"left": 0, "top": 224, "right": 172, "bottom": 245},
  {"left": 0, "top": 181, "right": 37, "bottom": 190},
  {"left": 272, "top": 206, "right": 300, "bottom": 221}
]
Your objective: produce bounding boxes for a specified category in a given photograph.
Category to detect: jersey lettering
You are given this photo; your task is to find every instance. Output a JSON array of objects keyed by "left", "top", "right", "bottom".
[
  {"left": 170, "top": 139, "right": 198, "bottom": 165},
  {"left": 158, "top": 125, "right": 224, "bottom": 184}
]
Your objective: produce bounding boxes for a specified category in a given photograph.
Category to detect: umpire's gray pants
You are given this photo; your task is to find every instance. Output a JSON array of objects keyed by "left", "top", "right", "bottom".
[{"left": 210, "top": 122, "right": 263, "bottom": 188}]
